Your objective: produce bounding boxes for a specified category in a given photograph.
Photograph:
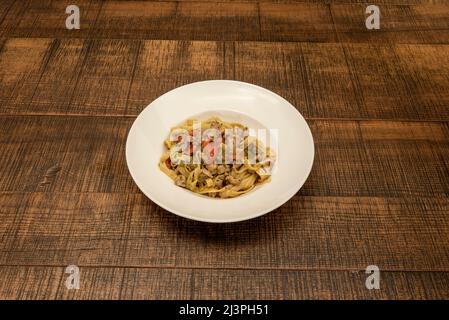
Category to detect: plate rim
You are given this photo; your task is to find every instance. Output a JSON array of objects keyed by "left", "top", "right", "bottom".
[{"left": 126, "top": 80, "right": 315, "bottom": 223}]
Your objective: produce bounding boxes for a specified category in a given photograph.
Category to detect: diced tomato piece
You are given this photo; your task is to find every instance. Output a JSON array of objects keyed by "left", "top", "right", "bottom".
[
  {"left": 201, "top": 140, "right": 210, "bottom": 149},
  {"left": 165, "top": 158, "right": 172, "bottom": 169}
]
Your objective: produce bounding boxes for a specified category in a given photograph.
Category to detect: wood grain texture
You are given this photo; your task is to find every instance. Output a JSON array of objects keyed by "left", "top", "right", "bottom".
[
  {"left": 332, "top": 4, "right": 449, "bottom": 44},
  {"left": 72, "top": 1, "right": 445, "bottom": 3},
  {"left": 0, "top": 0, "right": 26, "bottom": 37},
  {"left": 69, "top": 39, "right": 141, "bottom": 114},
  {"left": 260, "top": 2, "right": 337, "bottom": 42},
  {"left": 409, "top": 4, "right": 449, "bottom": 43},
  {"left": 1, "top": 0, "right": 448, "bottom": 300},
  {"left": 0, "top": 38, "right": 53, "bottom": 109},
  {"left": 0, "top": 116, "right": 139, "bottom": 193},
  {"left": 126, "top": 40, "right": 225, "bottom": 113},
  {"left": 391, "top": 44, "right": 449, "bottom": 120},
  {"left": 0, "top": 192, "right": 448, "bottom": 270},
  {"left": 0, "top": 266, "right": 448, "bottom": 299},
  {"left": 173, "top": 1, "right": 260, "bottom": 41},
  {"left": 2, "top": 0, "right": 101, "bottom": 38},
  {"left": 1, "top": 38, "right": 449, "bottom": 120},
  {"left": 234, "top": 41, "right": 449, "bottom": 120},
  {"left": 0, "top": 0, "right": 14, "bottom": 22},
  {"left": 56, "top": 1, "right": 448, "bottom": 3},
  {"left": 93, "top": 1, "right": 178, "bottom": 39},
  {"left": 30, "top": 39, "right": 89, "bottom": 112},
  {"left": 0, "top": 116, "right": 447, "bottom": 197},
  {"left": 1, "top": 0, "right": 263, "bottom": 41},
  {"left": 1, "top": 1, "right": 448, "bottom": 43},
  {"left": 343, "top": 43, "right": 449, "bottom": 120}
]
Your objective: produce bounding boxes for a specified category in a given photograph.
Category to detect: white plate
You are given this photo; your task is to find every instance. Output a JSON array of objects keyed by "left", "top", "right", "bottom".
[{"left": 126, "top": 80, "right": 314, "bottom": 223}]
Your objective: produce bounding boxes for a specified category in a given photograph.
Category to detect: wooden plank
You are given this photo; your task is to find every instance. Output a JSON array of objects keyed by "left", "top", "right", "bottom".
[
  {"left": 3, "top": 0, "right": 101, "bottom": 38},
  {"left": 1, "top": 0, "right": 260, "bottom": 41},
  {"left": 173, "top": 1, "right": 260, "bottom": 41},
  {"left": 88, "top": 1, "right": 261, "bottom": 41},
  {"left": 234, "top": 42, "right": 359, "bottom": 118},
  {"left": 0, "top": 38, "right": 54, "bottom": 109},
  {"left": 0, "top": 116, "right": 139, "bottom": 193},
  {"left": 342, "top": 43, "right": 449, "bottom": 120},
  {"left": 0, "top": 192, "right": 448, "bottom": 270},
  {"left": 332, "top": 4, "right": 422, "bottom": 44},
  {"left": 223, "top": 41, "right": 235, "bottom": 79},
  {"left": 393, "top": 44, "right": 449, "bottom": 120},
  {"left": 9, "top": 38, "right": 214, "bottom": 115},
  {"left": 234, "top": 41, "right": 449, "bottom": 120},
  {"left": 1, "top": 1, "right": 447, "bottom": 43},
  {"left": 305, "top": 120, "right": 449, "bottom": 197},
  {"left": 259, "top": 2, "right": 337, "bottom": 42},
  {"left": 69, "top": 39, "right": 141, "bottom": 114},
  {"left": 0, "top": 0, "right": 15, "bottom": 23},
  {"left": 30, "top": 39, "right": 88, "bottom": 113},
  {"left": 410, "top": 4, "right": 449, "bottom": 44},
  {"left": 0, "top": 0, "right": 26, "bottom": 37},
  {"left": 0, "top": 38, "right": 225, "bottom": 115},
  {"left": 0, "top": 116, "right": 447, "bottom": 197},
  {"left": 88, "top": 1, "right": 435, "bottom": 3},
  {"left": 1, "top": 42, "right": 449, "bottom": 120},
  {"left": 126, "top": 40, "right": 224, "bottom": 113},
  {"left": 359, "top": 121, "right": 449, "bottom": 196},
  {"left": 0, "top": 266, "right": 448, "bottom": 299},
  {"left": 93, "top": 1, "right": 178, "bottom": 39},
  {"left": 342, "top": 43, "right": 417, "bottom": 119},
  {"left": 72, "top": 1, "right": 443, "bottom": 3}
]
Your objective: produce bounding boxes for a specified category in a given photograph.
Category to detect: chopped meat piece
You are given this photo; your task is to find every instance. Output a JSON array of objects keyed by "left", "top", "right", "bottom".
[
  {"left": 214, "top": 175, "right": 225, "bottom": 188},
  {"left": 233, "top": 163, "right": 242, "bottom": 170},
  {"left": 226, "top": 175, "right": 241, "bottom": 185},
  {"left": 205, "top": 178, "right": 214, "bottom": 188},
  {"left": 174, "top": 175, "right": 186, "bottom": 187},
  {"left": 201, "top": 168, "right": 213, "bottom": 178},
  {"left": 209, "top": 120, "right": 221, "bottom": 130},
  {"left": 217, "top": 165, "right": 229, "bottom": 174}
]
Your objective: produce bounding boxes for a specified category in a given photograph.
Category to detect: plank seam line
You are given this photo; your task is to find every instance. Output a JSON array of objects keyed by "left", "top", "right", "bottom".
[
  {"left": 0, "top": 113, "right": 448, "bottom": 123},
  {"left": 328, "top": 3, "right": 340, "bottom": 43},
  {"left": 257, "top": 2, "right": 262, "bottom": 40},
  {"left": 65, "top": 40, "right": 94, "bottom": 107},
  {"left": 1, "top": 192, "right": 449, "bottom": 200},
  {"left": 2, "top": 36, "right": 449, "bottom": 45},
  {"left": 0, "top": 264, "right": 448, "bottom": 273},
  {"left": 87, "top": 0, "right": 104, "bottom": 39},
  {"left": 124, "top": 41, "right": 142, "bottom": 114},
  {"left": 26, "top": 39, "right": 60, "bottom": 110}
]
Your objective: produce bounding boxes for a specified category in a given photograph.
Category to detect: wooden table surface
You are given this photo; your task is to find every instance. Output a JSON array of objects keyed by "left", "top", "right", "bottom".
[{"left": 0, "top": 0, "right": 448, "bottom": 300}]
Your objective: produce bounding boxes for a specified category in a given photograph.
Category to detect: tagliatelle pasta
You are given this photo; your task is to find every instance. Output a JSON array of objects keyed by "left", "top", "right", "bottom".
[{"left": 159, "top": 117, "right": 275, "bottom": 199}]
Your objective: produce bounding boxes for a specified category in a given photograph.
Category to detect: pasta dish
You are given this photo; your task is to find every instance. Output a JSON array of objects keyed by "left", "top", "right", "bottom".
[{"left": 159, "top": 117, "right": 275, "bottom": 198}]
